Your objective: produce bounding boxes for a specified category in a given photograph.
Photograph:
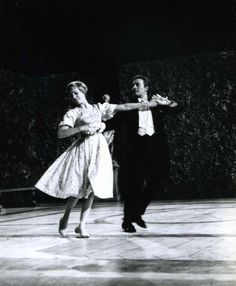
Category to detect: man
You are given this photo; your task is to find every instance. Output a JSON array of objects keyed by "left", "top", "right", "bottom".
[{"left": 117, "top": 75, "right": 179, "bottom": 233}]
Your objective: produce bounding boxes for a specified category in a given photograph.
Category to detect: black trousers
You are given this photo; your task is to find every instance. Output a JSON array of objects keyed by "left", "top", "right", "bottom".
[{"left": 123, "top": 134, "right": 169, "bottom": 221}]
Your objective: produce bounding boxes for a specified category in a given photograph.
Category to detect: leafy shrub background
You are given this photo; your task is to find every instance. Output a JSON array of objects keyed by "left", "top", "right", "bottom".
[
  {"left": 0, "top": 50, "right": 235, "bottom": 205},
  {"left": 0, "top": 72, "right": 103, "bottom": 205},
  {"left": 119, "top": 51, "right": 236, "bottom": 199}
]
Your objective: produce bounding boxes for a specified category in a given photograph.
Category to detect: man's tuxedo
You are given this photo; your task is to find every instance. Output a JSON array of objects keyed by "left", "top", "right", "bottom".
[{"left": 113, "top": 104, "right": 178, "bottom": 222}]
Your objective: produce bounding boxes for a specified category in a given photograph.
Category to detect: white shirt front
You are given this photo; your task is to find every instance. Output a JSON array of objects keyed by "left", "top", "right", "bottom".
[{"left": 138, "top": 98, "right": 155, "bottom": 136}]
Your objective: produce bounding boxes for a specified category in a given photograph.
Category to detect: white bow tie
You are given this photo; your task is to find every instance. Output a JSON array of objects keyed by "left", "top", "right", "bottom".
[{"left": 138, "top": 98, "right": 148, "bottom": 103}]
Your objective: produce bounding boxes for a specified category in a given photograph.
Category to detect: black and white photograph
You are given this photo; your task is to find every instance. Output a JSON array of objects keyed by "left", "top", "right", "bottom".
[{"left": 0, "top": 0, "right": 235, "bottom": 285}]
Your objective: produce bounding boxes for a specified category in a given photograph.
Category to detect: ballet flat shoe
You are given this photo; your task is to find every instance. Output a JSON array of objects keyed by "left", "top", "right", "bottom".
[{"left": 75, "top": 226, "right": 90, "bottom": 238}]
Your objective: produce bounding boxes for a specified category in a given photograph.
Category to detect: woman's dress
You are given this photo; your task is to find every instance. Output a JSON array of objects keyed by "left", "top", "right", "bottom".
[{"left": 35, "top": 103, "right": 117, "bottom": 199}]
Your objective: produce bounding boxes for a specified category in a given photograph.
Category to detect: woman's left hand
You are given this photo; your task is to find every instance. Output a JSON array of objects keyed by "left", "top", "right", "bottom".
[
  {"left": 152, "top": 94, "right": 171, "bottom": 105},
  {"left": 139, "top": 102, "right": 151, "bottom": 111}
]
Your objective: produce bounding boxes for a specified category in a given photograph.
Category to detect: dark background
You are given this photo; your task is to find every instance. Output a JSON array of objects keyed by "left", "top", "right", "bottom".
[
  {"left": 0, "top": 0, "right": 235, "bottom": 95},
  {"left": 0, "top": 0, "right": 235, "bottom": 206}
]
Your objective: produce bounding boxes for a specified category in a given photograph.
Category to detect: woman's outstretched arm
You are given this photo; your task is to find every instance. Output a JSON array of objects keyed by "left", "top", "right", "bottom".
[{"left": 114, "top": 101, "right": 158, "bottom": 113}]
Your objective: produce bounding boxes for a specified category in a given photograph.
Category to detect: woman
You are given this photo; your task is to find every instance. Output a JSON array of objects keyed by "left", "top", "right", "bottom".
[{"left": 35, "top": 80, "right": 161, "bottom": 238}]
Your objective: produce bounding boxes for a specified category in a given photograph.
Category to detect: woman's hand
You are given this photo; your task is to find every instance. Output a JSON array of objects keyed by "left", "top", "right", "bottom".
[
  {"left": 139, "top": 102, "right": 152, "bottom": 111},
  {"left": 148, "top": 100, "right": 158, "bottom": 108},
  {"left": 152, "top": 94, "right": 171, "bottom": 105},
  {"left": 81, "top": 125, "right": 98, "bottom": 135},
  {"left": 81, "top": 123, "right": 106, "bottom": 135}
]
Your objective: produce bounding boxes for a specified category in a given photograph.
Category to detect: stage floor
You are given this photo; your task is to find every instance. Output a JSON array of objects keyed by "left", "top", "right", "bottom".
[{"left": 0, "top": 199, "right": 236, "bottom": 285}]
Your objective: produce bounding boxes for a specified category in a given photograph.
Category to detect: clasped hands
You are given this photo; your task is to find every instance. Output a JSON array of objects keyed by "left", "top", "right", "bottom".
[
  {"left": 139, "top": 94, "right": 172, "bottom": 111},
  {"left": 81, "top": 122, "right": 106, "bottom": 136}
]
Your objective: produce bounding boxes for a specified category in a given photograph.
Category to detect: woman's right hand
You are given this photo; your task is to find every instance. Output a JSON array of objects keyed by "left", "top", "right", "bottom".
[
  {"left": 81, "top": 126, "right": 98, "bottom": 135},
  {"left": 80, "top": 123, "right": 105, "bottom": 135}
]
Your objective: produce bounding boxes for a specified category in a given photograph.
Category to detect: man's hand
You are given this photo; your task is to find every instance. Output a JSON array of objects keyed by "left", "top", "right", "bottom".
[
  {"left": 152, "top": 94, "right": 171, "bottom": 105},
  {"left": 148, "top": 99, "right": 158, "bottom": 108}
]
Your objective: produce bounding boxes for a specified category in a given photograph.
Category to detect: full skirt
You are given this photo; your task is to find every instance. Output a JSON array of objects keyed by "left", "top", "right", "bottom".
[{"left": 35, "top": 133, "right": 113, "bottom": 199}]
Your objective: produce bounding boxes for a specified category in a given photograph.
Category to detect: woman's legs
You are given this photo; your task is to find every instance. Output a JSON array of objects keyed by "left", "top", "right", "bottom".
[
  {"left": 75, "top": 192, "right": 94, "bottom": 238},
  {"left": 59, "top": 196, "right": 79, "bottom": 236}
]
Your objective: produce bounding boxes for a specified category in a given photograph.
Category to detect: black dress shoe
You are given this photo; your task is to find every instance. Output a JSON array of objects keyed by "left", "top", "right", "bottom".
[
  {"left": 133, "top": 217, "right": 147, "bottom": 228},
  {"left": 122, "top": 221, "right": 136, "bottom": 233}
]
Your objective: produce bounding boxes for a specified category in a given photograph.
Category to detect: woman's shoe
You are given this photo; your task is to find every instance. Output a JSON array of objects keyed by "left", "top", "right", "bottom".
[
  {"left": 59, "top": 217, "right": 68, "bottom": 237},
  {"left": 75, "top": 225, "right": 90, "bottom": 238}
]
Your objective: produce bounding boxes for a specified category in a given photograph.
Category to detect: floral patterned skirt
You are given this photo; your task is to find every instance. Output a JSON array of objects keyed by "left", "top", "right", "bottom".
[{"left": 35, "top": 133, "right": 113, "bottom": 199}]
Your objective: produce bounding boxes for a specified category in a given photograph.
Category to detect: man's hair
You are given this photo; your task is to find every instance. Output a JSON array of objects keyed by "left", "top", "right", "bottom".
[{"left": 132, "top": 75, "right": 149, "bottom": 87}]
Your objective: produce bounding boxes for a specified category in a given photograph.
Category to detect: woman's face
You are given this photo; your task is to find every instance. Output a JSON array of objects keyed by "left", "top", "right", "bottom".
[{"left": 69, "top": 87, "right": 87, "bottom": 105}]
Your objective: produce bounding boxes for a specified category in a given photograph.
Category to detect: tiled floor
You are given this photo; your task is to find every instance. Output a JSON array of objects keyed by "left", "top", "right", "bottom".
[{"left": 0, "top": 199, "right": 236, "bottom": 285}]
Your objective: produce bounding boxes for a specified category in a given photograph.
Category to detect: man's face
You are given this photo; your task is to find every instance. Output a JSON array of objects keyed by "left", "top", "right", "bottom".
[{"left": 132, "top": 78, "right": 148, "bottom": 98}]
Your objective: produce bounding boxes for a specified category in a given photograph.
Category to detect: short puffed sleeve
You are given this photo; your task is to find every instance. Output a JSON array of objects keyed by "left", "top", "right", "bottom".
[
  {"left": 58, "top": 108, "right": 80, "bottom": 128},
  {"left": 98, "top": 102, "right": 117, "bottom": 121}
]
